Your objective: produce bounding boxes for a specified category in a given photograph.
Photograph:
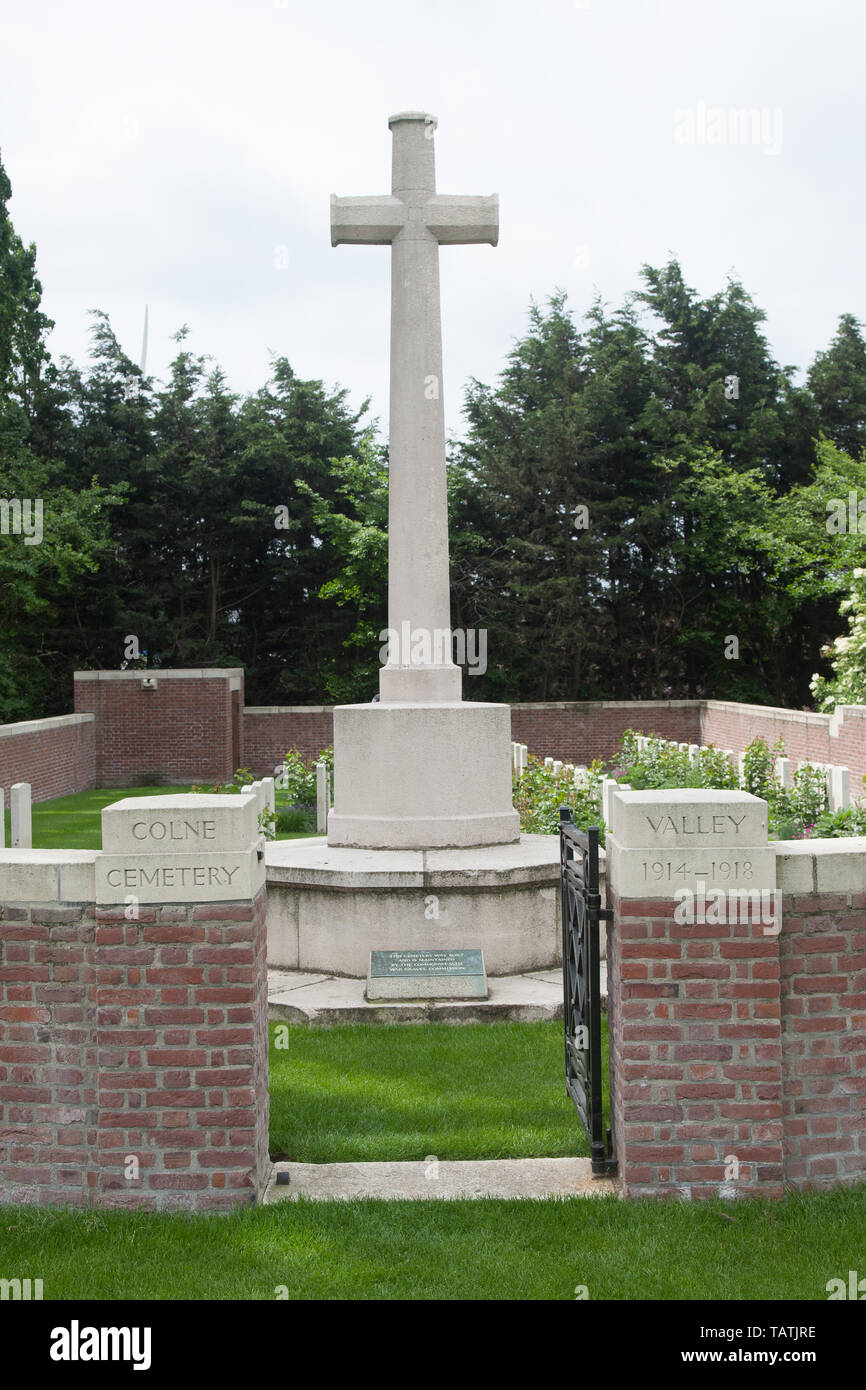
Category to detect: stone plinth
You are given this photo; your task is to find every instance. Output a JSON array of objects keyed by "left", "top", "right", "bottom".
[
  {"left": 97, "top": 792, "right": 265, "bottom": 904},
  {"left": 326, "top": 702, "right": 519, "bottom": 849},
  {"left": 266, "top": 835, "right": 560, "bottom": 977}
]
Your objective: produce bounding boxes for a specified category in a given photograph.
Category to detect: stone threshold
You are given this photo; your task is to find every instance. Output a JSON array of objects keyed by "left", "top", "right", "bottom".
[
  {"left": 264, "top": 1157, "right": 617, "bottom": 1202},
  {"left": 267, "top": 966, "right": 608, "bottom": 1023}
]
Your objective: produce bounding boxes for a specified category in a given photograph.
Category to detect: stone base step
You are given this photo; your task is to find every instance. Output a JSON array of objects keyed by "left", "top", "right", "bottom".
[
  {"left": 264, "top": 1157, "right": 617, "bottom": 1202},
  {"left": 267, "top": 966, "right": 607, "bottom": 1024}
]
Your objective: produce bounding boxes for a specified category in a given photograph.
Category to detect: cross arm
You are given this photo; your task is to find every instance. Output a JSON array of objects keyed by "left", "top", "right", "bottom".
[
  {"left": 330, "top": 195, "right": 406, "bottom": 246},
  {"left": 424, "top": 194, "right": 499, "bottom": 245}
]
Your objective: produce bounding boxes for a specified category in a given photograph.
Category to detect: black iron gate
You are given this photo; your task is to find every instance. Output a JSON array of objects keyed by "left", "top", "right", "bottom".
[{"left": 559, "top": 808, "right": 617, "bottom": 1176}]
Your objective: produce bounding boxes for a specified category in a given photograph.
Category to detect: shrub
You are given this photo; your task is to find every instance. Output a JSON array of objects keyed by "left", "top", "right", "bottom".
[{"left": 513, "top": 757, "right": 606, "bottom": 841}]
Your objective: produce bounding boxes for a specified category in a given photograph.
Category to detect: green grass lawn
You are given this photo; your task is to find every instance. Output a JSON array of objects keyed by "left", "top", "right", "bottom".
[
  {"left": 268, "top": 1021, "right": 604, "bottom": 1162},
  {"left": 1, "top": 1188, "right": 862, "bottom": 1300},
  {"left": 3, "top": 786, "right": 319, "bottom": 850}
]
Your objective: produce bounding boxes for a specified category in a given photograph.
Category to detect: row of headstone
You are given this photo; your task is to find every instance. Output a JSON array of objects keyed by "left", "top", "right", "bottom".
[
  {"left": 631, "top": 735, "right": 852, "bottom": 812},
  {"left": 540, "top": 756, "right": 592, "bottom": 788},
  {"left": 0, "top": 782, "right": 33, "bottom": 849},
  {"left": 510, "top": 742, "right": 528, "bottom": 775},
  {"left": 633, "top": 734, "right": 736, "bottom": 767}
]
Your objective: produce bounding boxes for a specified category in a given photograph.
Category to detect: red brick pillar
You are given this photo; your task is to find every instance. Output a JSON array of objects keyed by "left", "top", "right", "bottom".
[
  {"left": 606, "top": 788, "right": 784, "bottom": 1198},
  {"left": 93, "top": 792, "right": 269, "bottom": 1210},
  {"left": 0, "top": 792, "right": 270, "bottom": 1211}
]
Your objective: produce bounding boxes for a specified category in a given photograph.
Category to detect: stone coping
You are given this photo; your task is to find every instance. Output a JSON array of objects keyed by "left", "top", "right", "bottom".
[
  {"left": 1, "top": 838, "right": 863, "bottom": 900},
  {"left": 264, "top": 834, "right": 560, "bottom": 889},
  {"left": 0, "top": 849, "right": 96, "bottom": 903},
  {"left": 244, "top": 705, "right": 333, "bottom": 715},
  {"left": 775, "top": 836, "right": 866, "bottom": 893},
  {"left": 73, "top": 668, "right": 244, "bottom": 681},
  {"left": 0, "top": 712, "right": 95, "bottom": 737}
]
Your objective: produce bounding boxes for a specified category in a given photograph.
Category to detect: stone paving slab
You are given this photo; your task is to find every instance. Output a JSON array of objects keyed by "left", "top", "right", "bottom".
[
  {"left": 267, "top": 965, "right": 607, "bottom": 1024},
  {"left": 264, "top": 1157, "right": 617, "bottom": 1202}
]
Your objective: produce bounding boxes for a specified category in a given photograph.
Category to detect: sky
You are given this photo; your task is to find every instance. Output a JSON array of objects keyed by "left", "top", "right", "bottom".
[{"left": 1, "top": 0, "right": 864, "bottom": 441}]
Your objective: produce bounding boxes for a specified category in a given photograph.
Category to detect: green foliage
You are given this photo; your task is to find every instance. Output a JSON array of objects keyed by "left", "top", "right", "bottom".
[
  {"left": 275, "top": 805, "right": 317, "bottom": 834},
  {"left": 811, "top": 567, "right": 866, "bottom": 711},
  {"left": 273, "top": 748, "right": 314, "bottom": 804},
  {"left": 512, "top": 757, "right": 606, "bottom": 840},
  {"left": 618, "top": 731, "right": 738, "bottom": 791},
  {"left": 809, "top": 805, "right": 866, "bottom": 838}
]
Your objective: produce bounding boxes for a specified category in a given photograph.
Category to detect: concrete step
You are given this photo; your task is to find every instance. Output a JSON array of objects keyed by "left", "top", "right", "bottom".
[{"left": 264, "top": 1156, "right": 617, "bottom": 1202}]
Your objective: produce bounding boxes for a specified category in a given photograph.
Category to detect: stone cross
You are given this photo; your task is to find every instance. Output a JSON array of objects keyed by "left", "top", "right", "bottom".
[{"left": 331, "top": 112, "right": 498, "bottom": 704}]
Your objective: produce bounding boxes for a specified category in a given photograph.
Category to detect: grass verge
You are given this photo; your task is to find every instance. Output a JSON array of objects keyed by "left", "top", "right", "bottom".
[
  {"left": 0, "top": 1188, "right": 861, "bottom": 1300},
  {"left": 268, "top": 1021, "right": 605, "bottom": 1162}
]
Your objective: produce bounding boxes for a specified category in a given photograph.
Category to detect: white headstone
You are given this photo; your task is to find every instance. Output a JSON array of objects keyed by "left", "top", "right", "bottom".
[
  {"left": 688, "top": 744, "right": 700, "bottom": 765},
  {"left": 316, "top": 763, "right": 329, "bottom": 833},
  {"left": 831, "top": 765, "right": 851, "bottom": 811},
  {"left": 552, "top": 760, "right": 563, "bottom": 775},
  {"left": 601, "top": 777, "right": 618, "bottom": 830},
  {"left": 775, "top": 756, "right": 792, "bottom": 790},
  {"left": 10, "top": 782, "right": 32, "bottom": 849}
]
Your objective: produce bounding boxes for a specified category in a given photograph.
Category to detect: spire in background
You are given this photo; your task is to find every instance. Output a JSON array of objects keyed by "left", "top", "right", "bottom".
[{"left": 140, "top": 304, "right": 149, "bottom": 374}]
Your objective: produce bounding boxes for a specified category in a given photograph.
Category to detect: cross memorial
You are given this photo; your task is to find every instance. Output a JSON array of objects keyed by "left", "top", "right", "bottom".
[
  {"left": 331, "top": 111, "right": 498, "bottom": 703},
  {"left": 326, "top": 113, "right": 517, "bottom": 849}
]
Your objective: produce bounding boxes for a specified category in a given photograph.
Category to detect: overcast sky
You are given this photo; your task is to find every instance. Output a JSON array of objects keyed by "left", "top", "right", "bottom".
[{"left": 2, "top": 0, "right": 863, "bottom": 441}]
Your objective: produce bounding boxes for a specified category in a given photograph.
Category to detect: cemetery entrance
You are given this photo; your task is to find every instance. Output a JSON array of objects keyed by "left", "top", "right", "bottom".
[{"left": 559, "top": 810, "right": 617, "bottom": 1176}]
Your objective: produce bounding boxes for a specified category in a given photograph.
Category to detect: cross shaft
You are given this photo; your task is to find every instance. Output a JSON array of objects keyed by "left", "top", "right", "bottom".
[{"left": 331, "top": 112, "right": 498, "bottom": 703}]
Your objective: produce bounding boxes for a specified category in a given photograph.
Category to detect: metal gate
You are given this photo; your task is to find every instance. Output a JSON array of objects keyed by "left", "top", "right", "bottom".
[{"left": 559, "top": 808, "right": 617, "bottom": 1176}]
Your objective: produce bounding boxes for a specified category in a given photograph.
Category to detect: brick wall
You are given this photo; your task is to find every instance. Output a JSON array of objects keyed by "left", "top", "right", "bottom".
[
  {"left": 701, "top": 701, "right": 866, "bottom": 799},
  {"left": 510, "top": 701, "right": 703, "bottom": 767},
  {"left": 5, "top": 683, "right": 866, "bottom": 806},
  {"left": 0, "top": 715, "right": 95, "bottom": 804},
  {"left": 241, "top": 700, "right": 705, "bottom": 776},
  {"left": 243, "top": 698, "right": 866, "bottom": 790},
  {"left": 606, "top": 829, "right": 866, "bottom": 1199},
  {"left": 74, "top": 671, "right": 243, "bottom": 788},
  {"left": 243, "top": 706, "right": 335, "bottom": 771},
  {"left": 0, "top": 881, "right": 270, "bottom": 1211},
  {"left": 780, "top": 889, "right": 866, "bottom": 1189}
]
